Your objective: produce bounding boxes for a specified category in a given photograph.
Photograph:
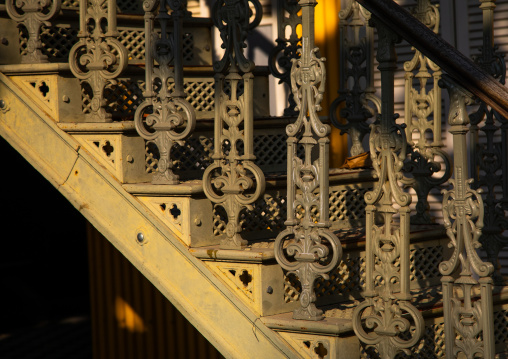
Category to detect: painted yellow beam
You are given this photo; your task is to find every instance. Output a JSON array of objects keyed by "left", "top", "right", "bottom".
[{"left": 0, "top": 72, "right": 300, "bottom": 359}]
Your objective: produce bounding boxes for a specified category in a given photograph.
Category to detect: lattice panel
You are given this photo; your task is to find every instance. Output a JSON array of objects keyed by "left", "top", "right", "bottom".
[
  {"left": 285, "top": 244, "right": 443, "bottom": 304},
  {"left": 119, "top": 29, "right": 145, "bottom": 61},
  {"left": 61, "top": 0, "right": 80, "bottom": 7},
  {"left": 411, "top": 246, "right": 443, "bottom": 281},
  {"left": 82, "top": 80, "right": 145, "bottom": 117},
  {"left": 117, "top": 0, "right": 143, "bottom": 13},
  {"left": 241, "top": 194, "right": 287, "bottom": 233},
  {"left": 172, "top": 136, "right": 214, "bottom": 175},
  {"left": 183, "top": 32, "right": 194, "bottom": 62},
  {"left": 83, "top": 79, "right": 215, "bottom": 118},
  {"left": 316, "top": 254, "right": 366, "bottom": 298},
  {"left": 284, "top": 273, "right": 301, "bottom": 303},
  {"left": 253, "top": 134, "right": 287, "bottom": 167},
  {"left": 20, "top": 26, "right": 78, "bottom": 59},
  {"left": 329, "top": 188, "right": 369, "bottom": 222},
  {"left": 183, "top": 81, "right": 214, "bottom": 111},
  {"left": 493, "top": 309, "right": 508, "bottom": 345},
  {"left": 213, "top": 187, "right": 370, "bottom": 236}
]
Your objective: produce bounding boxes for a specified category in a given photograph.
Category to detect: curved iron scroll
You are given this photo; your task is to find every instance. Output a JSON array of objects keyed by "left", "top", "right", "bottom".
[{"left": 274, "top": 0, "right": 341, "bottom": 321}]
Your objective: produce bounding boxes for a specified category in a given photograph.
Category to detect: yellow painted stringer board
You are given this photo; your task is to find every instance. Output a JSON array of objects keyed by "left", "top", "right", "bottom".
[{"left": 0, "top": 72, "right": 300, "bottom": 359}]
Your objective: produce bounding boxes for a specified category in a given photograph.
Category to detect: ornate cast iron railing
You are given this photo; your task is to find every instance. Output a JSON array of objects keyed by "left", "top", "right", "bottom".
[
  {"left": 469, "top": 0, "right": 508, "bottom": 283},
  {"left": 6, "top": 0, "right": 62, "bottom": 63},
  {"left": 274, "top": 0, "right": 341, "bottom": 321},
  {"left": 351, "top": 18, "right": 423, "bottom": 357},
  {"left": 439, "top": 74, "right": 495, "bottom": 359},
  {"left": 134, "top": 0, "right": 196, "bottom": 184},
  {"left": 329, "top": 0, "right": 380, "bottom": 158},
  {"left": 69, "top": 0, "right": 128, "bottom": 122},
  {"left": 202, "top": 0, "right": 265, "bottom": 249},
  {"left": 402, "top": 0, "right": 451, "bottom": 225},
  {"left": 268, "top": 0, "right": 301, "bottom": 116}
]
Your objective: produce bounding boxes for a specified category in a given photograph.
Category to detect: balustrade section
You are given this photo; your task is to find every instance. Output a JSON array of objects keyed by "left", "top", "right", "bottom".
[
  {"left": 439, "top": 74, "right": 496, "bottom": 359},
  {"left": 134, "top": 0, "right": 196, "bottom": 184},
  {"left": 330, "top": 0, "right": 379, "bottom": 158},
  {"left": 6, "top": 0, "right": 62, "bottom": 63},
  {"left": 202, "top": 0, "right": 265, "bottom": 249},
  {"left": 274, "top": 0, "right": 341, "bottom": 321},
  {"left": 402, "top": 0, "right": 451, "bottom": 225},
  {"left": 268, "top": 0, "right": 301, "bottom": 116},
  {"left": 351, "top": 18, "right": 424, "bottom": 358},
  {"left": 469, "top": 0, "right": 508, "bottom": 283},
  {"left": 69, "top": 0, "right": 128, "bottom": 122}
]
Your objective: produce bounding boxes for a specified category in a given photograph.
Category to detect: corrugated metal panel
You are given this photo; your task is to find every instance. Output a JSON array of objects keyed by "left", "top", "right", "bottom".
[{"left": 87, "top": 224, "right": 223, "bottom": 359}]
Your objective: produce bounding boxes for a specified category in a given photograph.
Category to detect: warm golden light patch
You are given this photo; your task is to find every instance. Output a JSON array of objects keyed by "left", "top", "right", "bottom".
[{"left": 115, "top": 296, "right": 146, "bottom": 333}]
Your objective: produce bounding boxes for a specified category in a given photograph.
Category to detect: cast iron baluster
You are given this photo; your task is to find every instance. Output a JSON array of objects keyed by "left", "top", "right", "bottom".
[
  {"left": 439, "top": 74, "right": 495, "bottom": 359},
  {"left": 203, "top": 0, "right": 265, "bottom": 249},
  {"left": 352, "top": 18, "right": 423, "bottom": 357},
  {"left": 402, "top": 0, "right": 451, "bottom": 224},
  {"left": 274, "top": 0, "right": 341, "bottom": 321},
  {"left": 329, "top": 0, "right": 380, "bottom": 157},
  {"left": 69, "top": 0, "right": 128, "bottom": 122},
  {"left": 469, "top": 0, "right": 508, "bottom": 283},
  {"left": 268, "top": 0, "right": 301, "bottom": 116},
  {"left": 6, "top": 0, "right": 61, "bottom": 63},
  {"left": 134, "top": 0, "right": 196, "bottom": 184}
]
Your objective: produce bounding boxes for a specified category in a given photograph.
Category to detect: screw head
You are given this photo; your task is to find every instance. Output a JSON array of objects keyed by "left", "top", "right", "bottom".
[
  {"left": 0, "top": 100, "right": 6, "bottom": 109},
  {"left": 136, "top": 232, "right": 145, "bottom": 243}
]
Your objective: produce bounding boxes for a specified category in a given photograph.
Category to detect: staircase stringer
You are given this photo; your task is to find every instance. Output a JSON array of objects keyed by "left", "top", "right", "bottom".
[{"left": 0, "top": 72, "right": 300, "bottom": 359}]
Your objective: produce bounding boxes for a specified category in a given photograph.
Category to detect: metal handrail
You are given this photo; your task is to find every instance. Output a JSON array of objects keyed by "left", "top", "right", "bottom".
[{"left": 356, "top": 0, "right": 508, "bottom": 119}]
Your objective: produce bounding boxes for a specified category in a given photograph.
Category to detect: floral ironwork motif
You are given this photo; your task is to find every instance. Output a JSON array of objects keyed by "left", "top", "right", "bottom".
[
  {"left": 402, "top": 0, "right": 451, "bottom": 224},
  {"left": 268, "top": 0, "right": 301, "bottom": 116},
  {"left": 6, "top": 0, "right": 61, "bottom": 63},
  {"left": 469, "top": 0, "right": 508, "bottom": 283},
  {"left": 69, "top": 0, "right": 128, "bottom": 122},
  {"left": 203, "top": 0, "right": 265, "bottom": 249},
  {"left": 134, "top": 0, "right": 196, "bottom": 184},
  {"left": 439, "top": 75, "right": 495, "bottom": 359},
  {"left": 274, "top": 0, "right": 341, "bottom": 321},
  {"left": 352, "top": 18, "right": 423, "bottom": 357},
  {"left": 330, "top": 0, "right": 380, "bottom": 157}
]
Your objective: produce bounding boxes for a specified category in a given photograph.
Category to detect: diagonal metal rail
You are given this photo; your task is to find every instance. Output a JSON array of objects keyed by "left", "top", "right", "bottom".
[{"left": 356, "top": 0, "right": 508, "bottom": 120}]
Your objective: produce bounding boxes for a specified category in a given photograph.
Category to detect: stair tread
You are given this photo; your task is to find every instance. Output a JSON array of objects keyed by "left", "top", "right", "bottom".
[
  {"left": 190, "top": 225, "right": 447, "bottom": 263},
  {"left": 261, "top": 311, "right": 354, "bottom": 336}
]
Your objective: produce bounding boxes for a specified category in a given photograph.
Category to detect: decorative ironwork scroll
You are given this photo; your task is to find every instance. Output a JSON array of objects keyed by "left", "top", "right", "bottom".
[
  {"left": 402, "top": 0, "right": 451, "bottom": 224},
  {"left": 69, "top": 0, "right": 128, "bottom": 122},
  {"left": 274, "top": 0, "right": 341, "bottom": 321},
  {"left": 6, "top": 0, "right": 61, "bottom": 63},
  {"left": 469, "top": 0, "right": 508, "bottom": 283},
  {"left": 134, "top": 0, "right": 196, "bottom": 184},
  {"left": 352, "top": 18, "right": 423, "bottom": 357},
  {"left": 439, "top": 74, "right": 495, "bottom": 359},
  {"left": 329, "top": 0, "right": 380, "bottom": 157},
  {"left": 268, "top": 0, "right": 301, "bottom": 116},
  {"left": 203, "top": 0, "right": 265, "bottom": 249}
]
